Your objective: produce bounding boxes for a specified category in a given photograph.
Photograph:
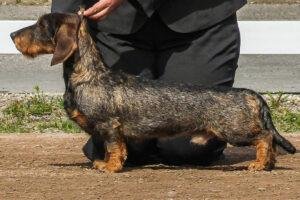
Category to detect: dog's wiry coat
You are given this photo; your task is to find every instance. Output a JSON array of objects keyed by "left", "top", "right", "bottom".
[{"left": 11, "top": 13, "right": 296, "bottom": 172}]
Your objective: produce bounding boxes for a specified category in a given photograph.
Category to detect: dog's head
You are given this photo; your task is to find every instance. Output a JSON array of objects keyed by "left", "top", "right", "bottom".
[{"left": 11, "top": 13, "right": 82, "bottom": 66}]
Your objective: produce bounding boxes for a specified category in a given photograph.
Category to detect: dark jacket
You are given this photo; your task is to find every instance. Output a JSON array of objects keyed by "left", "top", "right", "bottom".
[{"left": 51, "top": 0, "right": 246, "bottom": 34}]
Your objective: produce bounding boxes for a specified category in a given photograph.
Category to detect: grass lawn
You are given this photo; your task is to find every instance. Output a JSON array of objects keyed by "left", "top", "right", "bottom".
[{"left": 0, "top": 87, "right": 81, "bottom": 133}]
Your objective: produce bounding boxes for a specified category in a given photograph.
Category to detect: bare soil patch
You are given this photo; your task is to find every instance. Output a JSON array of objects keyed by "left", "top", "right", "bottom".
[{"left": 0, "top": 134, "right": 299, "bottom": 199}]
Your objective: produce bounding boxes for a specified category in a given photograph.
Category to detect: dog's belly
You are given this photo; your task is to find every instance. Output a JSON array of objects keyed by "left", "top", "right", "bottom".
[
  {"left": 224, "top": 133, "right": 258, "bottom": 146},
  {"left": 121, "top": 117, "right": 203, "bottom": 139},
  {"left": 203, "top": 120, "right": 263, "bottom": 146}
]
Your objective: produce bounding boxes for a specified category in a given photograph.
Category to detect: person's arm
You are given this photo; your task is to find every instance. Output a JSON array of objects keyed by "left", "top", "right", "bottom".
[{"left": 83, "top": 0, "right": 125, "bottom": 21}]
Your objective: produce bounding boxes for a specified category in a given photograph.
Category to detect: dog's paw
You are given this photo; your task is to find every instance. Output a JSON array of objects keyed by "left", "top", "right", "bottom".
[
  {"left": 92, "top": 159, "right": 123, "bottom": 173},
  {"left": 92, "top": 160, "right": 107, "bottom": 171},
  {"left": 248, "top": 162, "right": 273, "bottom": 171}
]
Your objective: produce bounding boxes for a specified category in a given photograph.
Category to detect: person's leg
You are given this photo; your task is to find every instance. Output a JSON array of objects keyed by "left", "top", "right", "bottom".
[
  {"left": 156, "top": 14, "right": 240, "bottom": 86},
  {"left": 51, "top": 0, "right": 83, "bottom": 13},
  {"left": 90, "top": 29, "right": 155, "bottom": 76}
]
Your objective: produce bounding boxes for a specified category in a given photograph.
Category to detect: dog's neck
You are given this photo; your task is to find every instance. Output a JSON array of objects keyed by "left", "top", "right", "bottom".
[
  {"left": 66, "top": 19, "right": 109, "bottom": 87},
  {"left": 75, "top": 19, "right": 108, "bottom": 73}
]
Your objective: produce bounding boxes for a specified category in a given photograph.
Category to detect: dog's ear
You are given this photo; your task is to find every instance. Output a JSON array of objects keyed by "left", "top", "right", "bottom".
[{"left": 51, "top": 21, "right": 79, "bottom": 66}]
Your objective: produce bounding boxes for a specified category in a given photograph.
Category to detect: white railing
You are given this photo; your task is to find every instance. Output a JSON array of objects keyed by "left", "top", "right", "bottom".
[
  {"left": 239, "top": 21, "right": 300, "bottom": 54},
  {"left": 1, "top": 21, "right": 300, "bottom": 54},
  {"left": 0, "top": 20, "right": 35, "bottom": 54}
]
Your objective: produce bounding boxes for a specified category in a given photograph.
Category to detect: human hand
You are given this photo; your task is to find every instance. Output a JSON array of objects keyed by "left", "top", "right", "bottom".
[{"left": 83, "top": 0, "right": 124, "bottom": 21}]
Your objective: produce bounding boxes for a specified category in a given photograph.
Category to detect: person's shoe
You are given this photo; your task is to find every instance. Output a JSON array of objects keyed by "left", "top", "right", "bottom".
[{"left": 82, "top": 137, "right": 95, "bottom": 161}]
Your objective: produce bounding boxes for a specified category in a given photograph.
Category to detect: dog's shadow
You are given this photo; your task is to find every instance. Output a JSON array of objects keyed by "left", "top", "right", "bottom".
[
  {"left": 50, "top": 146, "right": 293, "bottom": 171},
  {"left": 126, "top": 146, "right": 256, "bottom": 172},
  {"left": 139, "top": 146, "right": 294, "bottom": 172}
]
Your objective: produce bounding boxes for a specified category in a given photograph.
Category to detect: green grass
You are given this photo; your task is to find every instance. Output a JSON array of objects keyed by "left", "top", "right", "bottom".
[
  {"left": 267, "top": 93, "right": 300, "bottom": 133},
  {"left": 0, "top": 86, "right": 81, "bottom": 133},
  {"left": 271, "top": 108, "right": 300, "bottom": 132},
  {"left": 4, "top": 87, "right": 55, "bottom": 117},
  {"left": 0, "top": 88, "right": 299, "bottom": 134}
]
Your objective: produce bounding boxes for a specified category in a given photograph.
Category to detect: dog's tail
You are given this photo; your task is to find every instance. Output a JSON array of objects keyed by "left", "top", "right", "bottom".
[{"left": 261, "top": 102, "right": 296, "bottom": 154}]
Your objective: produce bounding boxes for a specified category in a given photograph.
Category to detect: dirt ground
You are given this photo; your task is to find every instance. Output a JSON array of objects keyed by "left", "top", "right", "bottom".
[{"left": 0, "top": 134, "right": 299, "bottom": 200}]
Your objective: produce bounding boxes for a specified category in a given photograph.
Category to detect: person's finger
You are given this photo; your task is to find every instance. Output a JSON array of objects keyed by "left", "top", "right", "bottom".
[
  {"left": 88, "top": 7, "right": 111, "bottom": 21},
  {"left": 83, "top": 1, "right": 108, "bottom": 17}
]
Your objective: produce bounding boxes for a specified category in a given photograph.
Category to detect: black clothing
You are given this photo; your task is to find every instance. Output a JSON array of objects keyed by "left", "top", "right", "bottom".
[
  {"left": 93, "top": 13, "right": 240, "bottom": 86},
  {"left": 52, "top": 0, "right": 246, "bottom": 34}
]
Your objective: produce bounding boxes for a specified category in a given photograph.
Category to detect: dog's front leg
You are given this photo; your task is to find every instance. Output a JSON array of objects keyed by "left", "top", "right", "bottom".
[{"left": 93, "top": 119, "right": 127, "bottom": 173}]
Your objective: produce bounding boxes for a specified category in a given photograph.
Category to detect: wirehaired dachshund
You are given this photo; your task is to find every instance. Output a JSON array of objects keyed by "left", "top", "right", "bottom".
[{"left": 11, "top": 12, "right": 296, "bottom": 172}]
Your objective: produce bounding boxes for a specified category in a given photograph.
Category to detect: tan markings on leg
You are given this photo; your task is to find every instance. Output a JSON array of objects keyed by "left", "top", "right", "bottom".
[
  {"left": 93, "top": 138, "right": 127, "bottom": 173},
  {"left": 248, "top": 133, "right": 276, "bottom": 171}
]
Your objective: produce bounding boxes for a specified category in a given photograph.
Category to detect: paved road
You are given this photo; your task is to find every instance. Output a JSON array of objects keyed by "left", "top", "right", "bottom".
[
  {"left": 235, "top": 55, "right": 300, "bottom": 93},
  {"left": 238, "top": 4, "right": 300, "bottom": 20},
  {"left": 0, "top": 4, "right": 299, "bottom": 93},
  {"left": 0, "top": 54, "right": 299, "bottom": 93}
]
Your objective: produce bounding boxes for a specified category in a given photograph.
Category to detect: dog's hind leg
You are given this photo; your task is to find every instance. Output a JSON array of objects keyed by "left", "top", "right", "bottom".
[
  {"left": 248, "top": 132, "right": 276, "bottom": 171},
  {"left": 93, "top": 119, "right": 127, "bottom": 173}
]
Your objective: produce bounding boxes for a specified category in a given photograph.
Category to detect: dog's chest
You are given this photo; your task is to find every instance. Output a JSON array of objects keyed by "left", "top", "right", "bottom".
[
  {"left": 65, "top": 82, "right": 118, "bottom": 119},
  {"left": 63, "top": 88, "right": 88, "bottom": 128}
]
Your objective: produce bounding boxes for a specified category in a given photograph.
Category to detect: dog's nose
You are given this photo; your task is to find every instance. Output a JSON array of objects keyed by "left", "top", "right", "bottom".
[{"left": 10, "top": 31, "right": 17, "bottom": 40}]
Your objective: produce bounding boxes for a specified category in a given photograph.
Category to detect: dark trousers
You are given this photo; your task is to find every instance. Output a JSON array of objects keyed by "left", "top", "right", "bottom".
[{"left": 91, "top": 12, "right": 240, "bottom": 86}]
